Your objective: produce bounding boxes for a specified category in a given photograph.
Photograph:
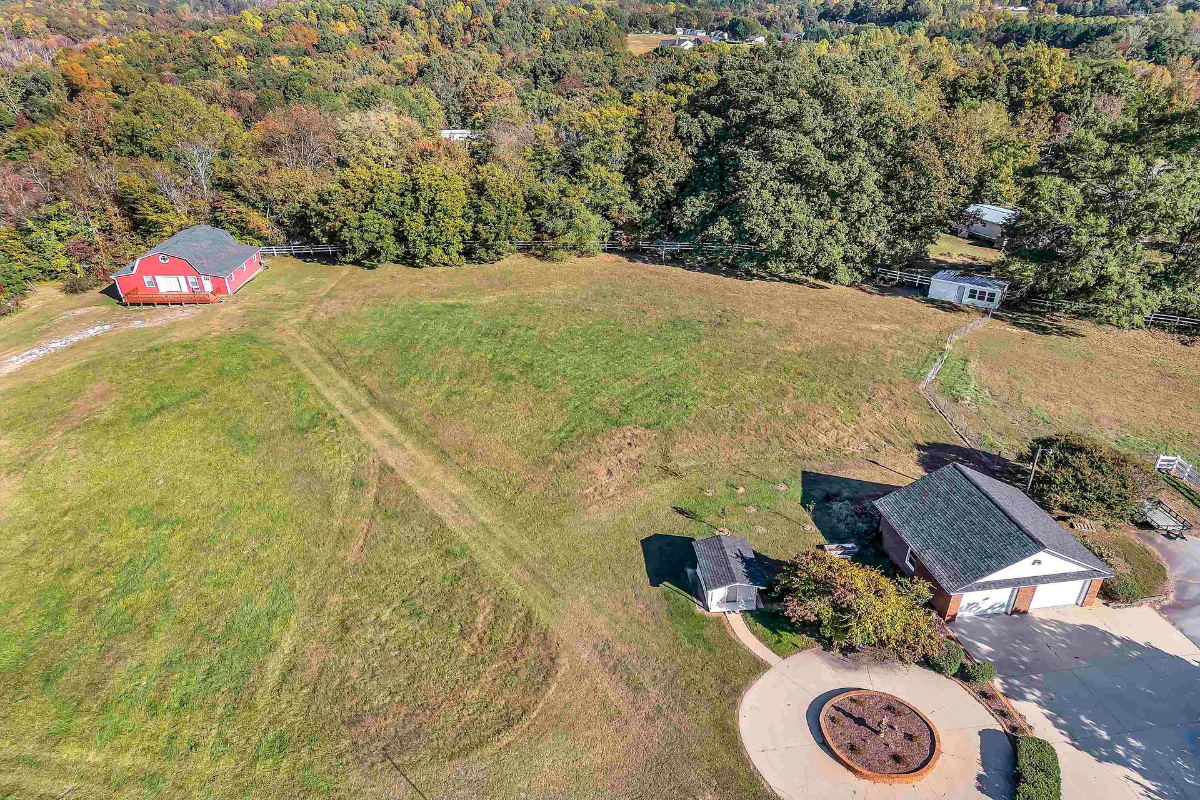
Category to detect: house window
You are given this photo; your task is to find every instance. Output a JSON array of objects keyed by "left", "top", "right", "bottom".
[
  {"left": 143, "top": 276, "right": 155, "bottom": 289},
  {"left": 904, "top": 548, "right": 916, "bottom": 571},
  {"left": 158, "top": 254, "right": 170, "bottom": 263}
]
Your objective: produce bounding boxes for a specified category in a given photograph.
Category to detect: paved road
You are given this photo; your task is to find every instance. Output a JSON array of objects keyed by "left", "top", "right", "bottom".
[
  {"left": 1138, "top": 529, "right": 1200, "bottom": 647},
  {"left": 953, "top": 605, "right": 1200, "bottom": 800}
]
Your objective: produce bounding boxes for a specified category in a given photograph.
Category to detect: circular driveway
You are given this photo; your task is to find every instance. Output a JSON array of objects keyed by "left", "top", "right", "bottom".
[{"left": 739, "top": 649, "right": 1015, "bottom": 799}]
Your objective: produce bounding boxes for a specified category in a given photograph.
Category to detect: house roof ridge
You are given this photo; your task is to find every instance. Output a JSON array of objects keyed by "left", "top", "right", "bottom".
[{"left": 953, "top": 463, "right": 1041, "bottom": 549}]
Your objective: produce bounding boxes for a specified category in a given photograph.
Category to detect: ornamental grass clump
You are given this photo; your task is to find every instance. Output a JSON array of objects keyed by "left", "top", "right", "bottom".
[{"left": 778, "top": 551, "right": 941, "bottom": 663}]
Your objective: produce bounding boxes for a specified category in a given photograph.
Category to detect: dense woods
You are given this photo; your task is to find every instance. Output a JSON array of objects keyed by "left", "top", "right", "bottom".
[{"left": 0, "top": 0, "right": 1197, "bottom": 323}]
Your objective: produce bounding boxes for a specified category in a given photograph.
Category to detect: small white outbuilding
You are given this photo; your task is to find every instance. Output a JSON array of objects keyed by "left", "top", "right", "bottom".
[
  {"left": 691, "top": 534, "right": 766, "bottom": 612},
  {"left": 955, "top": 204, "right": 1018, "bottom": 244},
  {"left": 928, "top": 270, "right": 1009, "bottom": 310}
]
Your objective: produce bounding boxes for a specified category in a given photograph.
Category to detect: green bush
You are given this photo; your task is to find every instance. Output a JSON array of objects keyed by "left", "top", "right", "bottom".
[
  {"left": 927, "top": 640, "right": 964, "bottom": 676},
  {"left": 959, "top": 659, "right": 996, "bottom": 685},
  {"left": 1014, "top": 736, "right": 1061, "bottom": 800},
  {"left": 1025, "top": 434, "right": 1152, "bottom": 523},
  {"left": 1101, "top": 574, "right": 1141, "bottom": 604},
  {"left": 778, "top": 551, "right": 941, "bottom": 663}
]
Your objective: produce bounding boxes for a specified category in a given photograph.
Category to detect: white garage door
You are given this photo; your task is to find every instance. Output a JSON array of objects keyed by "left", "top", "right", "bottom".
[
  {"left": 958, "top": 587, "right": 1015, "bottom": 616},
  {"left": 1029, "top": 580, "right": 1087, "bottom": 610},
  {"left": 155, "top": 275, "right": 186, "bottom": 292}
]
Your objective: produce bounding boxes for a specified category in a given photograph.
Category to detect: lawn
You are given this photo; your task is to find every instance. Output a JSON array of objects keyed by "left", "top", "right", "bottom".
[
  {"left": 743, "top": 609, "right": 817, "bottom": 658},
  {"left": 7, "top": 249, "right": 1191, "bottom": 798},
  {"left": 625, "top": 33, "right": 667, "bottom": 54},
  {"left": 931, "top": 315, "right": 1200, "bottom": 465},
  {"left": 0, "top": 333, "right": 553, "bottom": 799}
]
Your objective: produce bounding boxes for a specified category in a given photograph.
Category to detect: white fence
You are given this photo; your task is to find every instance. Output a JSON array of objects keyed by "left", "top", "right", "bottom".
[
  {"left": 1157, "top": 454, "right": 1196, "bottom": 484},
  {"left": 1022, "top": 298, "right": 1200, "bottom": 331},
  {"left": 260, "top": 243, "right": 342, "bottom": 256},
  {"left": 874, "top": 268, "right": 931, "bottom": 288}
]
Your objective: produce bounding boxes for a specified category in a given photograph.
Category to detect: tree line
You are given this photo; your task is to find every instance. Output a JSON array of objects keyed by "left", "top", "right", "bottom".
[{"left": 0, "top": 0, "right": 1196, "bottom": 324}]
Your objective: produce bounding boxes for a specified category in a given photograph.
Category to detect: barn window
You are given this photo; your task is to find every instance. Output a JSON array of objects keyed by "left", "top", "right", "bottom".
[
  {"left": 143, "top": 276, "right": 155, "bottom": 288},
  {"left": 726, "top": 586, "right": 741, "bottom": 603},
  {"left": 158, "top": 254, "right": 170, "bottom": 263},
  {"left": 187, "top": 276, "right": 200, "bottom": 290},
  {"left": 966, "top": 288, "right": 979, "bottom": 300}
]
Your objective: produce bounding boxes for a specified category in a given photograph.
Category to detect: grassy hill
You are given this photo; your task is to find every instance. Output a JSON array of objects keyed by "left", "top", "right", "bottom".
[{"left": 2, "top": 252, "right": 1195, "bottom": 798}]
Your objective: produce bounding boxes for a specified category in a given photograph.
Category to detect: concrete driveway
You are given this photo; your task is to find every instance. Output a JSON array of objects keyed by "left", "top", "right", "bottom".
[
  {"left": 739, "top": 648, "right": 1014, "bottom": 799},
  {"left": 1138, "top": 529, "right": 1200, "bottom": 648},
  {"left": 953, "top": 605, "right": 1200, "bottom": 800}
]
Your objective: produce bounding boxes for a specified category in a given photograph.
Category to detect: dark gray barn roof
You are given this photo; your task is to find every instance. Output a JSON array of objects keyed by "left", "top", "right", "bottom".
[
  {"left": 693, "top": 535, "right": 767, "bottom": 590},
  {"left": 114, "top": 225, "right": 260, "bottom": 278},
  {"left": 874, "top": 464, "right": 1111, "bottom": 593}
]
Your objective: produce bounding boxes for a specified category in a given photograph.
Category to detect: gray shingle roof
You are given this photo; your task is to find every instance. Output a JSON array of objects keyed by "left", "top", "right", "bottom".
[
  {"left": 693, "top": 535, "right": 766, "bottom": 590},
  {"left": 113, "top": 226, "right": 260, "bottom": 278},
  {"left": 931, "top": 270, "right": 1010, "bottom": 291},
  {"left": 874, "top": 464, "right": 1112, "bottom": 593}
]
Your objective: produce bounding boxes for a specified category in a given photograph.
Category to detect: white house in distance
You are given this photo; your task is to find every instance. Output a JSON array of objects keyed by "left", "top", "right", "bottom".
[
  {"left": 439, "top": 129, "right": 475, "bottom": 142},
  {"left": 928, "top": 270, "right": 1009, "bottom": 310},
  {"left": 955, "top": 203, "right": 1018, "bottom": 244},
  {"left": 691, "top": 534, "right": 766, "bottom": 612},
  {"left": 874, "top": 463, "right": 1113, "bottom": 620}
]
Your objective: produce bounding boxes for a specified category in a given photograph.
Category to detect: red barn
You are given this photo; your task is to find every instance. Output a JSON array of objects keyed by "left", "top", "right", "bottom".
[{"left": 112, "top": 225, "right": 264, "bottom": 305}]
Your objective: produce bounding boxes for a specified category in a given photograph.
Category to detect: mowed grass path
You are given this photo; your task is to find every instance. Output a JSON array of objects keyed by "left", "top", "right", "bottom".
[{"left": 0, "top": 333, "right": 553, "bottom": 799}]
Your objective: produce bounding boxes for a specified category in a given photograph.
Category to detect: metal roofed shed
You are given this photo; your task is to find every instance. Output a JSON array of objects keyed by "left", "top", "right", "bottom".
[
  {"left": 691, "top": 534, "right": 767, "bottom": 612},
  {"left": 954, "top": 203, "right": 1018, "bottom": 244},
  {"left": 928, "top": 270, "right": 1009, "bottom": 310},
  {"left": 874, "top": 463, "right": 1112, "bottom": 620}
]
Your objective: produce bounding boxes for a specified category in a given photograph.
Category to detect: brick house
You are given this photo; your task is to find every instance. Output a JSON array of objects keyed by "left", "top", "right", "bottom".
[{"left": 874, "top": 463, "right": 1112, "bottom": 621}]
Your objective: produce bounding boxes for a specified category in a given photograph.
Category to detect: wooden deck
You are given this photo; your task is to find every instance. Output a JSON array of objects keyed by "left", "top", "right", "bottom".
[{"left": 123, "top": 290, "right": 220, "bottom": 306}]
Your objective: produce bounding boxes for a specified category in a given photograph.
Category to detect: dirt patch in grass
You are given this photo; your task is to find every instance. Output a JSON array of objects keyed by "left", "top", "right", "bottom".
[{"left": 576, "top": 425, "right": 658, "bottom": 510}]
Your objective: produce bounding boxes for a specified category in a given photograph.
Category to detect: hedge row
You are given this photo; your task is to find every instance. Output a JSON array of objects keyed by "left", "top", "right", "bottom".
[{"left": 1014, "top": 735, "right": 1061, "bottom": 800}]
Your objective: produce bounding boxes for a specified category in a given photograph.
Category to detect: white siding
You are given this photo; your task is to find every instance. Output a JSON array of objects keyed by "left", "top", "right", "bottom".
[
  {"left": 978, "top": 550, "right": 1090, "bottom": 583},
  {"left": 959, "top": 587, "right": 1015, "bottom": 616},
  {"left": 927, "top": 278, "right": 1003, "bottom": 310},
  {"left": 928, "top": 278, "right": 960, "bottom": 303},
  {"left": 1030, "top": 580, "right": 1087, "bottom": 610},
  {"left": 703, "top": 584, "right": 759, "bottom": 612}
]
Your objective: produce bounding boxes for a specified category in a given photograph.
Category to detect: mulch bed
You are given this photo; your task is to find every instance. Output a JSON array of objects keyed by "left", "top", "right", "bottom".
[{"left": 822, "top": 691, "right": 935, "bottom": 775}]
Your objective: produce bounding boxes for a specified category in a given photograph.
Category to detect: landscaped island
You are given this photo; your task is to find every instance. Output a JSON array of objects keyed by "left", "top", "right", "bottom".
[{"left": 819, "top": 690, "right": 940, "bottom": 783}]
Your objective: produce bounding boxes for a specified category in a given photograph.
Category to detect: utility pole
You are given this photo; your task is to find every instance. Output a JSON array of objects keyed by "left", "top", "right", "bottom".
[{"left": 1027, "top": 446, "right": 1053, "bottom": 493}]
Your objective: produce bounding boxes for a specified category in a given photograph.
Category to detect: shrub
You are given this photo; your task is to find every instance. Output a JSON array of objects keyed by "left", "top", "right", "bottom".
[
  {"left": 778, "top": 551, "right": 941, "bottom": 663},
  {"left": 927, "top": 639, "right": 964, "bottom": 676},
  {"left": 1014, "top": 736, "right": 1061, "bottom": 800},
  {"left": 1101, "top": 574, "right": 1141, "bottom": 604},
  {"left": 61, "top": 272, "right": 103, "bottom": 294},
  {"left": 959, "top": 659, "right": 996, "bottom": 685},
  {"left": 1025, "top": 434, "right": 1152, "bottom": 523}
]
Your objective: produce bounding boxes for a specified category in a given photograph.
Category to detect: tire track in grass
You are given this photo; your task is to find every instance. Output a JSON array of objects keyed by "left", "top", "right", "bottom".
[
  {"left": 275, "top": 327, "right": 564, "bottom": 619},
  {"left": 275, "top": 327, "right": 696, "bottom": 772}
]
